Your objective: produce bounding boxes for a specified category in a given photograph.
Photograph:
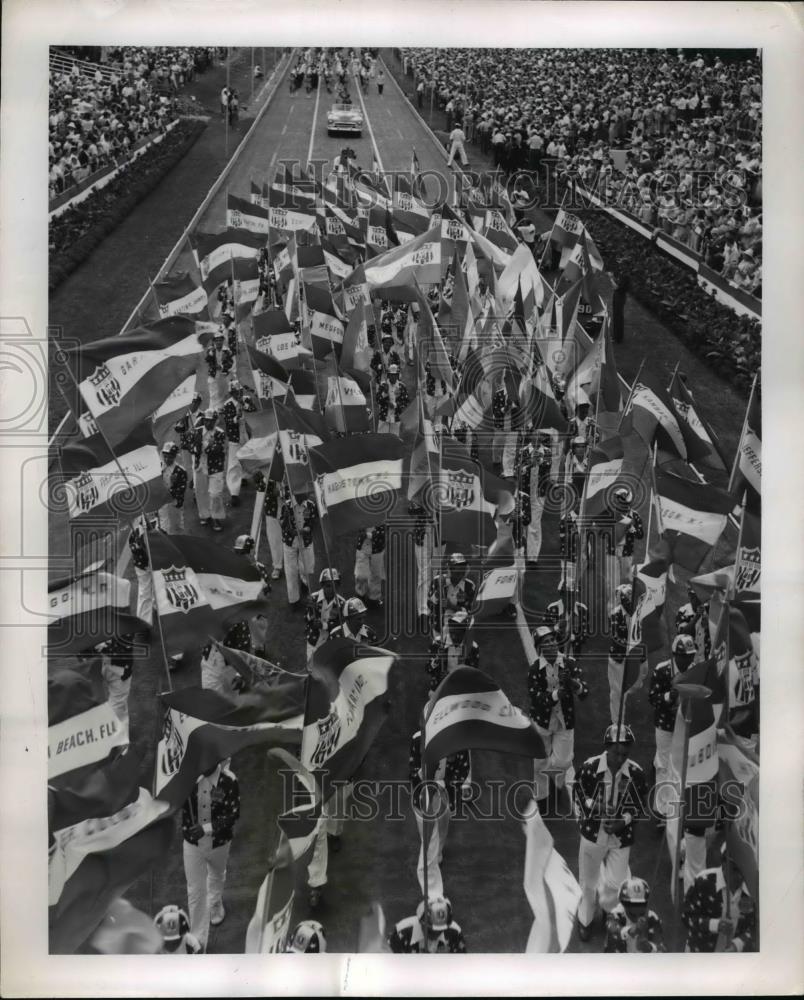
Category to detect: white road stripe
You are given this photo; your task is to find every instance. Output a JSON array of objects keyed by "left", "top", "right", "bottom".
[
  {"left": 354, "top": 75, "right": 389, "bottom": 197},
  {"left": 281, "top": 123, "right": 287, "bottom": 135},
  {"left": 307, "top": 74, "right": 321, "bottom": 168}
]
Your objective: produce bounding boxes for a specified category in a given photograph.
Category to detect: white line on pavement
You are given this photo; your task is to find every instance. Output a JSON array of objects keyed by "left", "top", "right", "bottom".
[
  {"left": 281, "top": 123, "right": 287, "bottom": 134},
  {"left": 307, "top": 76, "right": 321, "bottom": 168},
  {"left": 354, "top": 76, "right": 387, "bottom": 191}
]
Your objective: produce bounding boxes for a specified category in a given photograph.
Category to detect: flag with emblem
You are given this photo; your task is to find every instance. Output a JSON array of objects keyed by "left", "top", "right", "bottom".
[
  {"left": 47, "top": 565, "right": 144, "bottom": 656},
  {"left": 237, "top": 409, "right": 280, "bottom": 474},
  {"left": 523, "top": 805, "right": 582, "bottom": 952},
  {"left": 481, "top": 206, "right": 519, "bottom": 255},
  {"left": 191, "top": 228, "right": 264, "bottom": 293},
  {"left": 302, "top": 638, "right": 397, "bottom": 798},
  {"left": 151, "top": 272, "right": 210, "bottom": 320},
  {"left": 150, "top": 373, "right": 203, "bottom": 449},
  {"left": 252, "top": 310, "right": 312, "bottom": 370},
  {"left": 248, "top": 345, "right": 289, "bottom": 402},
  {"left": 668, "top": 371, "right": 729, "bottom": 472},
  {"left": 226, "top": 192, "right": 270, "bottom": 235},
  {"left": 392, "top": 172, "right": 431, "bottom": 240},
  {"left": 325, "top": 374, "right": 371, "bottom": 434},
  {"left": 58, "top": 424, "right": 170, "bottom": 524},
  {"left": 654, "top": 470, "right": 735, "bottom": 572},
  {"left": 474, "top": 565, "right": 521, "bottom": 620},
  {"left": 267, "top": 184, "right": 318, "bottom": 237},
  {"left": 273, "top": 399, "right": 329, "bottom": 493},
  {"left": 147, "top": 533, "right": 272, "bottom": 656},
  {"left": 549, "top": 208, "right": 585, "bottom": 249},
  {"left": 422, "top": 667, "right": 545, "bottom": 773},
  {"left": 624, "top": 368, "right": 706, "bottom": 462},
  {"left": 362, "top": 226, "right": 441, "bottom": 300},
  {"left": 153, "top": 681, "right": 306, "bottom": 810},
  {"left": 308, "top": 434, "right": 405, "bottom": 533},
  {"left": 439, "top": 437, "right": 514, "bottom": 548},
  {"left": 301, "top": 281, "right": 345, "bottom": 360},
  {"left": 245, "top": 838, "right": 296, "bottom": 953},
  {"left": 64, "top": 317, "right": 212, "bottom": 448},
  {"left": 342, "top": 261, "right": 372, "bottom": 315}
]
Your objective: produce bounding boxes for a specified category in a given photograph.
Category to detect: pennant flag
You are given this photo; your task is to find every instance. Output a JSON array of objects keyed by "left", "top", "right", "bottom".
[
  {"left": 401, "top": 398, "right": 438, "bottom": 502},
  {"left": 274, "top": 749, "right": 324, "bottom": 860},
  {"left": 250, "top": 178, "right": 267, "bottom": 207},
  {"left": 495, "top": 243, "right": 545, "bottom": 319},
  {"left": 734, "top": 506, "right": 761, "bottom": 602},
  {"left": 717, "top": 729, "right": 759, "bottom": 900},
  {"left": 668, "top": 372, "right": 729, "bottom": 472},
  {"left": 558, "top": 235, "right": 607, "bottom": 314},
  {"left": 237, "top": 409, "right": 280, "bottom": 473},
  {"left": 625, "top": 369, "right": 702, "bottom": 461},
  {"left": 267, "top": 185, "right": 318, "bottom": 235},
  {"left": 301, "top": 282, "right": 345, "bottom": 360},
  {"left": 227, "top": 192, "right": 270, "bottom": 235},
  {"left": 210, "top": 637, "right": 287, "bottom": 689},
  {"left": 152, "top": 272, "right": 209, "bottom": 320},
  {"left": 727, "top": 605, "right": 758, "bottom": 713},
  {"left": 729, "top": 380, "right": 761, "bottom": 511},
  {"left": 566, "top": 315, "right": 620, "bottom": 416},
  {"left": 287, "top": 369, "right": 320, "bottom": 410},
  {"left": 231, "top": 256, "right": 261, "bottom": 311},
  {"left": 340, "top": 301, "right": 373, "bottom": 372},
  {"left": 47, "top": 566, "right": 143, "bottom": 655},
  {"left": 249, "top": 345, "right": 289, "bottom": 400},
  {"left": 303, "top": 638, "right": 397, "bottom": 797},
  {"left": 58, "top": 424, "right": 170, "bottom": 523},
  {"left": 549, "top": 208, "right": 585, "bottom": 249},
  {"left": 584, "top": 436, "right": 625, "bottom": 517},
  {"left": 245, "top": 841, "right": 296, "bottom": 953},
  {"left": 153, "top": 682, "right": 306, "bottom": 809},
  {"left": 192, "top": 228, "right": 264, "bottom": 292},
  {"left": 274, "top": 398, "right": 328, "bottom": 493},
  {"left": 517, "top": 363, "right": 569, "bottom": 432},
  {"left": 342, "top": 262, "right": 372, "bottom": 315},
  {"left": 151, "top": 374, "right": 201, "bottom": 448},
  {"left": 523, "top": 805, "right": 582, "bottom": 953},
  {"left": 148, "top": 533, "right": 272, "bottom": 656},
  {"left": 253, "top": 311, "right": 311, "bottom": 370},
  {"left": 626, "top": 543, "right": 669, "bottom": 659},
  {"left": 308, "top": 434, "right": 405, "bottom": 532},
  {"left": 64, "top": 317, "right": 210, "bottom": 448},
  {"left": 654, "top": 470, "right": 734, "bottom": 572},
  {"left": 439, "top": 437, "right": 514, "bottom": 547},
  {"left": 415, "top": 283, "right": 455, "bottom": 393},
  {"left": 325, "top": 375, "right": 370, "bottom": 434},
  {"left": 362, "top": 226, "right": 441, "bottom": 299},
  {"left": 474, "top": 565, "right": 520, "bottom": 619},
  {"left": 423, "top": 667, "right": 545, "bottom": 773},
  {"left": 482, "top": 207, "right": 519, "bottom": 255}
]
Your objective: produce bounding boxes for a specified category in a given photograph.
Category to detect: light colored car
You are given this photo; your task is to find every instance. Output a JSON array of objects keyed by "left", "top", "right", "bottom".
[{"left": 327, "top": 103, "right": 363, "bottom": 136}]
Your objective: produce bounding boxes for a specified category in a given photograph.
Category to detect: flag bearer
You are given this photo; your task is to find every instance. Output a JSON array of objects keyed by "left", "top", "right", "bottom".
[
  {"left": 279, "top": 484, "right": 317, "bottom": 608},
  {"left": 158, "top": 441, "right": 188, "bottom": 534},
  {"left": 193, "top": 409, "right": 227, "bottom": 531},
  {"left": 221, "top": 379, "right": 256, "bottom": 507}
]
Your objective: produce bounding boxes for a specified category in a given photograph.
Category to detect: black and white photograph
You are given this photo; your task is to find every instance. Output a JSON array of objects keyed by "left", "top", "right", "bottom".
[{"left": 0, "top": 1, "right": 802, "bottom": 996}]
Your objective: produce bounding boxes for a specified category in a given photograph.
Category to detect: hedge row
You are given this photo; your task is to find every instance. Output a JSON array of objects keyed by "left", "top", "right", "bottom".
[
  {"left": 48, "top": 120, "right": 207, "bottom": 292},
  {"left": 571, "top": 204, "right": 761, "bottom": 396}
]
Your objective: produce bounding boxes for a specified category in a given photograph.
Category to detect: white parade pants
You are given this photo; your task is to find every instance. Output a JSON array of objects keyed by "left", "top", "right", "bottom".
[
  {"left": 158, "top": 502, "right": 184, "bottom": 534},
  {"left": 532, "top": 724, "right": 575, "bottom": 800},
  {"left": 226, "top": 441, "right": 244, "bottom": 497},
  {"left": 446, "top": 140, "right": 468, "bottom": 166},
  {"left": 284, "top": 539, "right": 315, "bottom": 605},
  {"left": 307, "top": 788, "right": 349, "bottom": 888},
  {"left": 653, "top": 727, "right": 674, "bottom": 818},
  {"left": 577, "top": 836, "right": 631, "bottom": 926},
  {"left": 355, "top": 548, "right": 385, "bottom": 602},
  {"left": 527, "top": 495, "right": 546, "bottom": 563},
  {"left": 264, "top": 516, "right": 284, "bottom": 571},
  {"left": 134, "top": 565, "right": 153, "bottom": 624},
  {"left": 416, "top": 788, "right": 450, "bottom": 898},
  {"left": 101, "top": 659, "right": 130, "bottom": 743},
  {"left": 414, "top": 541, "right": 432, "bottom": 617},
  {"left": 183, "top": 837, "right": 231, "bottom": 949}
]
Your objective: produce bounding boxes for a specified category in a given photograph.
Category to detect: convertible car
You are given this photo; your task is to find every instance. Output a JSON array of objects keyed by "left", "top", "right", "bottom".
[{"left": 327, "top": 102, "right": 364, "bottom": 136}]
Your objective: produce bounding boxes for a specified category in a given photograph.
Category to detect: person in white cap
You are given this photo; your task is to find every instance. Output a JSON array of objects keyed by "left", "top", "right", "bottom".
[
  {"left": 286, "top": 920, "right": 327, "bottom": 953},
  {"left": 574, "top": 725, "right": 648, "bottom": 942},
  {"left": 192, "top": 409, "right": 227, "bottom": 531},
  {"left": 604, "top": 486, "right": 644, "bottom": 585},
  {"left": 607, "top": 583, "right": 634, "bottom": 726},
  {"left": 446, "top": 122, "right": 469, "bottom": 167},
  {"left": 279, "top": 484, "right": 317, "bottom": 608},
  {"left": 158, "top": 441, "right": 188, "bottom": 534},
  {"left": 389, "top": 896, "right": 467, "bottom": 953},
  {"left": 153, "top": 904, "right": 202, "bottom": 954},
  {"left": 253, "top": 471, "right": 283, "bottom": 580},
  {"left": 428, "top": 552, "right": 476, "bottom": 636},
  {"left": 305, "top": 567, "right": 345, "bottom": 662},
  {"left": 205, "top": 329, "right": 234, "bottom": 411},
  {"left": 682, "top": 842, "right": 756, "bottom": 952},
  {"left": 376, "top": 364, "right": 410, "bottom": 434},
  {"left": 427, "top": 610, "right": 479, "bottom": 690},
  {"left": 354, "top": 524, "right": 386, "bottom": 608},
  {"left": 221, "top": 379, "right": 256, "bottom": 507},
  {"left": 604, "top": 877, "right": 665, "bottom": 953},
  {"left": 328, "top": 597, "right": 377, "bottom": 642},
  {"left": 523, "top": 429, "right": 554, "bottom": 564}
]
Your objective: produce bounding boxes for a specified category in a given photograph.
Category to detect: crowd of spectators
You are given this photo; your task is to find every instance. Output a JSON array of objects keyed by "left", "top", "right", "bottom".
[
  {"left": 400, "top": 48, "right": 762, "bottom": 294},
  {"left": 49, "top": 47, "right": 217, "bottom": 202}
]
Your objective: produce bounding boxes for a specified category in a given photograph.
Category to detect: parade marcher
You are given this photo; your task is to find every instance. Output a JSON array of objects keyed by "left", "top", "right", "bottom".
[
  {"left": 252, "top": 472, "right": 283, "bottom": 580},
  {"left": 427, "top": 552, "right": 476, "bottom": 635},
  {"left": 370, "top": 331, "right": 401, "bottom": 382},
  {"left": 491, "top": 377, "right": 518, "bottom": 479},
  {"left": 389, "top": 896, "right": 467, "bottom": 953},
  {"left": 192, "top": 409, "right": 227, "bottom": 531},
  {"left": 528, "top": 627, "right": 587, "bottom": 811},
  {"left": 96, "top": 635, "right": 134, "bottom": 743},
  {"left": 567, "top": 396, "right": 597, "bottom": 447},
  {"left": 376, "top": 364, "right": 410, "bottom": 434},
  {"left": 648, "top": 632, "right": 697, "bottom": 830},
  {"left": 427, "top": 610, "right": 479, "bottom": 691},
  {"left": 305, "top": 567, "right": 345, "bottom": 663},
  {"left": 603, "top": 487, "right": 644, "bottom": 587},
  {"left": 545, "top": 585, "right": 589, "bottom": 657},
  {"left": 221, "top": 379, "right": 256, "bottom": 507},
  {"left": 286, "top": 920, "right": 327, "bottom": 953},
  {"left": 306, "top": 789, "right": 348, "bottom": 910},
  {"left": 279, "top": 484, "right": 317, "bottom": 608},
  {"left": 675, "top": 586, "right": 711, "bottom": 661},
  {"left": 153, "top": 905, "right": 203, "bottom": 954},
  {"left": 158, "top": 441, "right": 188, "bottom": 534},
  {"left": 568, "top": 436, "right": 590, "bottom": 503},
  {"left": 200, "top": 620, "right": 251, "bottom": 695},
  {"left": 446, "top": 123, "right": 469, "bottom": 167},
  {"left": 523, "top": 429, "right": 553, "bottom": 564},
  {"left": 574, "top": 725, "right": 648, "bottom": 942},
  {"left": 608, "top": 583, "right": 634, "bottom": 726},
  {"left": 173, "top": 393, "right": 203, "bottom": 472},
  {"left": 328, "top": 597, "right": 377, "bottom": 643},
  {"left": 205, "top": 329, "right": 234, "bottom": 411},
  {"left": 128, "top": 520, "right": 153, "bottom": 624},
  {"left": 409, "top": 720, "right": 470, "bottom": 900},
  {"left": 411, "top": 500, "right": 437, "bottom": 631},
  {"left": 181, "top": 761, "right": 240, "bottom": 950},
  {"left": 511, "top": 482, "right": 532, "bottom": 567},
  {"left": 682, "top": 844, "right": 756, "bottom": 952},
  {"left": 558, "top": 508, "right": 580, "bottom": 592},
  {"left": 354, "top": 524, "right": 386, "bottom": 607},
  {"left": 604, "top": 877, "right": 666, "bottom": 953}
]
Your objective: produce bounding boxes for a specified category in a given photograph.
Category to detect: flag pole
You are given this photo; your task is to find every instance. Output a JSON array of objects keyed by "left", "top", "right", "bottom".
[
  {"left": 672, "top": 693, "right": 694, "bottom": 948},
  {"left": 538, "top": 186, "right": 568, "bottom": 269},
  {"left": 727, "top": 372, "right": 757, "bottom": 495},
  {"left": 666, "top": 360, "right": 681, "bottom": 394},
  {"left": 55, "top": 352, "right": 175, "bottom": 690},
  {"left": 616, "top": 358, "right": 645, "bottom": 433}
]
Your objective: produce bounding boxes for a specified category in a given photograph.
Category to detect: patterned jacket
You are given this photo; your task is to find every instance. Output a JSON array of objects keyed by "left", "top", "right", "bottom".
[
  {"left": 648, "top": 659, "right": 679, "bottom": 732},
  {"left": 279, "top": 497, "right": 317, "bottom": 547},
  {"left": 356, "top": 524, "right": 386, "bottom": 554},
  {"left": 181, "top": 766, "right": 240, "bottom": 849},
  {"left": 559, "top": 514, "right": 579, "bottom": 563},
  {"left": 609, "top": 605, "right": 631, "bottom": 662},
  {"left": 205, "top": 344, "right": 234, "bottom": 379},
  {"left": 305, "top": 589, "right": 346, "bottom": 645},
  {"left": 376, "top": 379, "right": 410, "bottom": 422},
  {"left": 574, "top": 752, "right": 648, "bottom": 847},
  {"left": 370, "top": 348, "right": 401, "bottom": 381},
  {"left": 427, "top": 634, "right": 480, "bottom": 690},
  {"left": 329, "top": 621, "right": 377, "bottom": 643},
  {"left": 222, "top": 392, "right": 257, "bottom": 444},
  {"left": 545, "top": 599, "right": 589, "bottom": 656},
  {"left": 409, "top": 730, "right": 470, "bottom": 812},
  {"left": 676, "top": 602, "right": 712, "bottom": 660},
  {"left": 604, "top": 906, "right": 665, "bottom": 953},
  {"left": 128, "top": 527, "right": 149, "bottom": 570},
  {"left": 193, "top": 425, "right": 227, "bottom": 474},
  {"left": 511, "top": 489, "right": 531, "bottom": 549},
  {"left": 263, "top": 479, "right": 280, "bottom": 518},
  {"left": 409, "top": 502, "right": 433, "bottom": 547},
  {"left": 162, "top": 463, "right": 188, "bottom": 508},
  {"left": 427, "top": 574, "right": 476, "bottom": 621},
  {"left": 388, "top": 916, "right": 466, "bottom": 954},
  {"left": 528, "top": 652, "right": 587, "bottom": 730},
  {"left": 682, "top": 868, "right": 757, "bottom": 952},
  {"left": 521, "top": 441, "right": 552, "bottom": 496},
  {"left": 602, "top": 508, "right": 644, "bottom": 559}
]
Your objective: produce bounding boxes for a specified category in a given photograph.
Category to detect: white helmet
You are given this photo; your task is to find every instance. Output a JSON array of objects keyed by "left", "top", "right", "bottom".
[
  {"left": 286, "top": 920, "right": 327, "bottom": 953},
  {"left": 154, "top": 904, "right": 190, "bottom": 942},
  {"left": 417, "top": 895, "right": 452, "bottom": 931}
]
